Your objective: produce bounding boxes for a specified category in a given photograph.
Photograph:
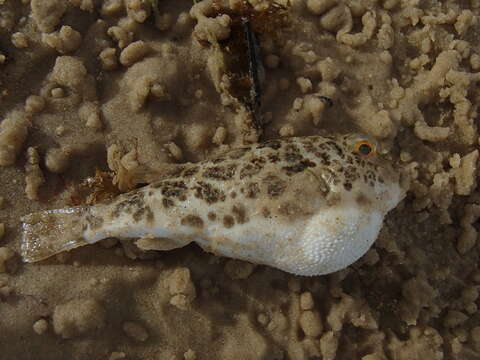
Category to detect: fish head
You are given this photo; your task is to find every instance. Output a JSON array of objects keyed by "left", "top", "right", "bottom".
[
  {"left": 286, "top": 134, "right": 407, "bottom": 276},
  {"left": 333, "top": 133, "right": 407, "bottom": 214}
]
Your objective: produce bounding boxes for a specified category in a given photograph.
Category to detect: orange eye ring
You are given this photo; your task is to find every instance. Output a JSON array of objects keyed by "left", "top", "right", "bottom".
[{"left": 354, "top": 140, "right": 376, "bottom": 157}]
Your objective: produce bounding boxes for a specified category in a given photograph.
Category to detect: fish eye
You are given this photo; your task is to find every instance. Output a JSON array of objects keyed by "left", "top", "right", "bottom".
[{"left": 354, "top": 140, "right": 376, "bottom": 157}]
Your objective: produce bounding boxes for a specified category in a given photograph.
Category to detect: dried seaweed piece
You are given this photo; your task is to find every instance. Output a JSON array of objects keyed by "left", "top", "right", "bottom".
[
  {"left": 242, "top": 17, "right": 263, "bottom": 130},
  {"left": 69, "top": 170, "right": 122, "bottom": 206},
  {"left": 85, "top": 170, "right": 123, "bottom": 205},
  {"left": 211, "top": 1, "right": 290, "bottom": 132}
]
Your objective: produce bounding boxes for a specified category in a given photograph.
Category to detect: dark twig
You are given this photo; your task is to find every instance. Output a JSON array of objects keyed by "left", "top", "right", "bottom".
[{"left": 242, "top": 17, "right": 263, "bottom": 131}]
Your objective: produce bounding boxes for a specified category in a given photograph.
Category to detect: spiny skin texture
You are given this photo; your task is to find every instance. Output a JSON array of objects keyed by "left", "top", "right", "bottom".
[{"left": 21, "top": 135, "right": 405, "bottom": 276}]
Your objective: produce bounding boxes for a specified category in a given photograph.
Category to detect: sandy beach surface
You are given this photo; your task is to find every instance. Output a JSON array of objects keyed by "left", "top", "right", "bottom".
[{"left": 0, "top": 0, "right": 480, "bottom": 359}]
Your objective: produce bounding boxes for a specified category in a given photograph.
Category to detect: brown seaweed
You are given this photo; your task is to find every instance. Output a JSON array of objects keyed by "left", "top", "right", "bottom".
[{"left": 212, "top": 1, "right": 290, "bottom": 131}]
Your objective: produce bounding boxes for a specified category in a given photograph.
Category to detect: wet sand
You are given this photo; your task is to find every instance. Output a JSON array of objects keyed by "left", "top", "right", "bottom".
[{"left": 0, "top": 0, "right": 480, "bottom": 359}]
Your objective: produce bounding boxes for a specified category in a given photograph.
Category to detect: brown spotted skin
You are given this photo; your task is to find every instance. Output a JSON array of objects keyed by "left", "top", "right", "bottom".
[
  {"left": 22, "top": 135, "right": 404, "bottom": 275},
  {"left": 83, "top": 135, "right": 396, "bottom": 241}
]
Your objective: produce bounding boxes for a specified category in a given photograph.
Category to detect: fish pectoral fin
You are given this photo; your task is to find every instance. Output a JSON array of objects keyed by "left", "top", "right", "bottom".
[{"left": 135, "top": 237, "right": 188, "bottom": 251}]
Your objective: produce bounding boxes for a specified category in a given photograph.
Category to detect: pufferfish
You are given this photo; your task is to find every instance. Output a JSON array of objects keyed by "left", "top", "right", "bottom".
[{"left": 21, "top": 134, "right": 406, "bottom": 276}]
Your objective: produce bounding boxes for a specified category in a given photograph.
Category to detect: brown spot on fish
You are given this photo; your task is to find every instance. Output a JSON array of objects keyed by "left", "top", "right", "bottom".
[
  {"left": 366, "top": 170, "right": 376, "bottom": 180},
  {"left": 245, "top": 182, "right": 260, "bottom": 199},
  {"left": 344, "top": 182, "right": 352, "bottom": 191},
  {"left": 223, "top": 215, "right": 235, "bottom": 228},
  {"left": 326, "top": 192, "right": 342, "bottom": 206},
  {"left": 183, "top": 166, "right": 199, "bottom": 177},
  {"left": 232, "top": 204, "right": 247, "bottom": 224},
  {"left": 355, "top": 192, "right": 372, "bottom": 206},
  {"left": 208, "top": 212, "right": 217, "bottom": 221},
  {"left": 133, "top": 207, "right": 146, "bottom": 222},
  {"left": 267, "top": 153, "right": 280, "bottom": 163},
  {"left": 344, "top": 165, "right": 359, "bottom": 182},
  {"left": 285, "top": 143, "right": 300, "bottom": 152},
  {"left": 284, "top": 152, "right": 304, "bottom": 162},
  {"left": 111, "top": 192, "right": 145, "bottom": 217},
  {"left": 264, "top": 175, "right": 287, "bottom": 198},
  {"left": 193, "top": 181, "right": 226, "bottom": 204},
  {"left": 327, "top": 141, "right": 344, "bottom": 158},
  {"left": 160, "top": 181, "right": 187, "bottom": 198},
  {"left": 163, "top": 198, "right": 174, "bottom": 208},
  {"left": 85, "top": 213, "right": 103, "bottom": 230},
  {"left": 278, "top": 202, "right": 307, "bottom": 217},
  {"left": 317, "top": 152, "right": 331, "bottom": 166},
  {"left": 282, "top": 159, "right": 316, "bottom": 176},
  {"left": 181, "top": 215, "right": 204, "bottom": 228},
  {"left": 283, "top": 144, "right": 302, "bottom": 162},
  {"left": 301, "top": 139, "right": 316, "bottom": 154},
  {"left": 230, "top": 191, "right": 237, "bottom": 199},
  {"left": 203, "top": 164, "right": 237, "bottom": 180},
  {"left": 145, "top": 206, "right": 154, "bottom": 223},
  {"left": 240, "top": 163, "right": 263, "bottom": 179},
  {"left": 262, "top": 207, "right": 271, "bottom": 218}
]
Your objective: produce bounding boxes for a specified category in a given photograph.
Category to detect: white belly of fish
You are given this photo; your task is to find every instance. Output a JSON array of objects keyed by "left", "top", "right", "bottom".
[{"left": 193, "top": 206, "right": 382, "bottom": 276}]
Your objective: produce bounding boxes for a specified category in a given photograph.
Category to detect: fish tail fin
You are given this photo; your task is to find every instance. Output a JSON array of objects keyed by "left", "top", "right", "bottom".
[{"left": 21, "top": 207, "right": 88, "bottom": 263}]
